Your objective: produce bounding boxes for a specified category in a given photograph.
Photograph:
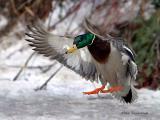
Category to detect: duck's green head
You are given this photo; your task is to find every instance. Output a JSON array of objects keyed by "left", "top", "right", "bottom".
[
  {"left": 66, "top": 33, "right": 95, "bottom": 53},
  {"left": 74, "top": 33, "right": 95, "bottom": 48}
]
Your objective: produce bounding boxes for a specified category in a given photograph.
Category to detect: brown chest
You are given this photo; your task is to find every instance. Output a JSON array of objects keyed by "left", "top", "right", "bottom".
[{"left": 87, "top": 37, "right": 111, "bottom": 64}]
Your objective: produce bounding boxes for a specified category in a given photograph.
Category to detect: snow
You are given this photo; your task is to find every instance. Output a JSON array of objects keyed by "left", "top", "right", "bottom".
[
  {"left": 0, "top": 41, "right": 160, "bottom": 120},
  {"left": 0, "top": 15, "right": 8, "bottom": 29}
]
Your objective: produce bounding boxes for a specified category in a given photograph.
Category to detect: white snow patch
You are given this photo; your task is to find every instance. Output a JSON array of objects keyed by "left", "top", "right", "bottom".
[{"left": 0, "top": 15, "right": 8, "bottom": 29}]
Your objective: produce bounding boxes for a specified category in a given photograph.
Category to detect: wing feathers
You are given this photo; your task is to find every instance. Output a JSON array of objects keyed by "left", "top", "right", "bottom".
[{"left": 25, "top": 22, "right": 98, "bottom": 81}]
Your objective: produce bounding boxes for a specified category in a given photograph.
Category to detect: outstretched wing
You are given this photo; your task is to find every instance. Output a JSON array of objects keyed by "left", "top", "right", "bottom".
[
  {"left": 83, "top": 18, "right": 105, "bottom": 39},
  {"left": 84, "top": 18, "right": 137, "bottom": 62},
  {"left": 84, "top": 18, "right": 134, "bottom": 52},
  {"left": 25, "top": 22, "right": 98, "bottom": 80}
]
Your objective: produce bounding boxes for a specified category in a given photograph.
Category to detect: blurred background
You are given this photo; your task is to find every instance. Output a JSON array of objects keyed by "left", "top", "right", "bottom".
[{"left": 0, "top": 0, "right": 160, "bottom": 120}]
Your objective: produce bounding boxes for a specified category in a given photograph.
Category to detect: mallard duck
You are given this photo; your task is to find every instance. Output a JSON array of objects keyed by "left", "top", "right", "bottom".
[{"left": 25, "top": 19, "right": 138, "bottom": 103}]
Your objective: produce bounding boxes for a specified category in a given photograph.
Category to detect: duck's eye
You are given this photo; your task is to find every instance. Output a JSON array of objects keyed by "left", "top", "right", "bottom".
[
  {"left": 79, "top": 39, "right": 83, "bottom": 42},
  {"left": 74, "top": 36, "right": 83, "bottom": 44},
  {"left": 77, "top": 36, "right": 83, "bottom": 42}
]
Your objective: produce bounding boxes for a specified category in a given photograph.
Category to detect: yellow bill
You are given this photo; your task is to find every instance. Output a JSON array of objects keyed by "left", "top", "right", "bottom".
[{"left": 66, "top": 45, "right": 77, "bottom": 54}]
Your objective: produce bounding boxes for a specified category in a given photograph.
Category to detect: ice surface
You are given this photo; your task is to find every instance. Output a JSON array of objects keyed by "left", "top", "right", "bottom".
[{"left": 0, "top": 41, "right": 160, "bottom": 120}]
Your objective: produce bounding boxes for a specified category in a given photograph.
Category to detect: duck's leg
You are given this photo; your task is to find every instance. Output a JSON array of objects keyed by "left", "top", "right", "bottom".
[
  {"left": 83, "top": 85, "right": 105, "bottom": 95},
  {"left": 101, "top": 86, "right": 123, "bottom": 93}
]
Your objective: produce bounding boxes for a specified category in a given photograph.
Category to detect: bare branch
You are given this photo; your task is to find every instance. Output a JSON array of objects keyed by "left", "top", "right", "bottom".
[
  {"left": 49, "top": 0, "right": 84, "bottom": 30},
  {"left": 13, "top": 52, "right": 36, "bottom": 81},
  {"left": 34, "top": 65, "right": 63, "bottom": 91}
]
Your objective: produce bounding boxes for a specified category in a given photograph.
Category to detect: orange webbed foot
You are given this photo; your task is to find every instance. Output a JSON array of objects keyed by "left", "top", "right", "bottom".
[
  {"left": 101, "top": 86, "right": 123, "bottom": 93},
  {"left": 83, "top": 85, "right": 105, "bottom": 95}
]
